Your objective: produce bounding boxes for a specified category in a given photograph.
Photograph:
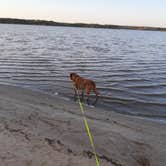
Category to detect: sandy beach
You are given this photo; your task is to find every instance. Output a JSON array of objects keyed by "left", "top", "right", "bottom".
[{"left": 0, "top": 84, "right": 165, "bottom": 166}]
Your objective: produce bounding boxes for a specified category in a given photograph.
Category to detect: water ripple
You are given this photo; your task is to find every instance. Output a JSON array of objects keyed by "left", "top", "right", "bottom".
[{"left": 0, "top": 24, "right": 166, "bottom": 117}]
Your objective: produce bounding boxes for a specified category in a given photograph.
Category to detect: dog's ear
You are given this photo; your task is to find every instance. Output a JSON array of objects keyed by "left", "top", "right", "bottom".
[
  {"left": 70, "top": 73, "right": 78, "bottom": 80},
  {"left": 70, "top": 73, "right": 73, "bottom": 80},
  {"left": 70, "top": 73, "right": 76, "bottom": 80}
]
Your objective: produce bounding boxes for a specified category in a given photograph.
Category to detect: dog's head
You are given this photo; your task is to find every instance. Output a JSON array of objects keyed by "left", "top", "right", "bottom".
[{"left": 70, "top": 73, "right": 79, "bottom": 81}]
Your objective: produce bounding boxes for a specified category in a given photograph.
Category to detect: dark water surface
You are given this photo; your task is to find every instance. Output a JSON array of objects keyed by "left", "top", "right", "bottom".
[{"left": 0, "top": 24, "right": 166, "bottom": 117}]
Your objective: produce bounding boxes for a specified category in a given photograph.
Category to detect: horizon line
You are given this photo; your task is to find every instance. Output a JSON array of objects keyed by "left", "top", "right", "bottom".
[{"left": 0, "top": 17, "right": 166, "bottom": 31}]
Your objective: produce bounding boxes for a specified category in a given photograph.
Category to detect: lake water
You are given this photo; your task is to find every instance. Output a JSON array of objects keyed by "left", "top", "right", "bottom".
[{"left": 0, "top": 23, "right": 166, "bottom": 118}]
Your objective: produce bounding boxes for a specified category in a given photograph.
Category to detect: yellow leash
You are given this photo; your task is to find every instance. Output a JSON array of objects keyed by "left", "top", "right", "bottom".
[{"left": 75, "top": 87, "right": 100, "bottom": 166}]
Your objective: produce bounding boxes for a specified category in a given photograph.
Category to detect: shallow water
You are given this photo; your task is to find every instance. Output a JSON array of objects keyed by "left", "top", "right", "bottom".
[{"left": 0, "top": 23, "right": 166, "bottom": 117}]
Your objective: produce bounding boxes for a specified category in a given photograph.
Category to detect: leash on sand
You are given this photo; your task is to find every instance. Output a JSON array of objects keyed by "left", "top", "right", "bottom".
[{"left": 74, "top": 85, "right": 100, "bottom": 166}]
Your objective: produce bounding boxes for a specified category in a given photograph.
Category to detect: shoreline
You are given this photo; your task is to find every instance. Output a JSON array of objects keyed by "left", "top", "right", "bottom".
[
  {"left": 0, "top": 18, "right": 166, "bottom": 32},
  {"left": 6, "top": 83, "right": 166, "bottom": 123},
  {"left": 57, "top": 93, "right": 166, "bottom": 124},
  {"left": 32, "top": 87, "right": 166, "bottom": 123},
  {"left": 0, "top": 84, "right": 165, "bottom": 166}
]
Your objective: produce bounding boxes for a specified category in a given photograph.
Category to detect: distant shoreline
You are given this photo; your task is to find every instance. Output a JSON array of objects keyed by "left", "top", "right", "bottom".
[{"left": 0, "top": 18, "right": 166, "bottom": 32}]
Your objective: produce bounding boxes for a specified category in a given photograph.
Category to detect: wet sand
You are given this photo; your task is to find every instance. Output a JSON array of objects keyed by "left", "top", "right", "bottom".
[{"left": 0, "top": 84, "right": 165, "bottom": 166}]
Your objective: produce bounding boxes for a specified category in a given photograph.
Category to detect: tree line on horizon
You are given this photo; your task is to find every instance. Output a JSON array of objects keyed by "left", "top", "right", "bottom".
[{"left": 0, "top": 18, "right": 166, "bottom": 31}]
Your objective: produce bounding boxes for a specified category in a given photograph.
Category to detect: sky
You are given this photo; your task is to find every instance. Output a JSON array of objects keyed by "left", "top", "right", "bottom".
[{"left": 0, "top": 0, "right": 166, "bottom": 28}]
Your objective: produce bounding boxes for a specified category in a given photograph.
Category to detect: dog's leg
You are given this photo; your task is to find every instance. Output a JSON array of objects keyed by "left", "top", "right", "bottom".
[
  {"left": 93, "top": 87, "right": 99, "bottom": 98},
  {"left": 74, "top": 92, "right": 77, "bottom": 101},
  {"left": 81, "top": 90, "right": 84, "bottom": 101},
  {"left": 93, "top": 97, "right": 98, "bottom": 106},
  {"left": 86, "top": 88, "right": 91, "bottom": 105},
  {"left": 93, "top": 87, "right": 99, "bottom": 104},
  {"left": 73, "top": 84, "right": 78, "bottom": 101}
]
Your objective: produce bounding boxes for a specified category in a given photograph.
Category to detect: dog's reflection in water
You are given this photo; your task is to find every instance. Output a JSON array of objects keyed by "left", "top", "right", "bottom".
[{"left": 70, "top": 73, "right": 99, "bottom": 106}]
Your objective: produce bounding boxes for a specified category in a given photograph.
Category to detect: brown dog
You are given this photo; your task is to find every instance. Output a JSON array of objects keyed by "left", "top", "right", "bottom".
[{"left": 70, "top": 73, "right": 99, "bottom": 103}]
